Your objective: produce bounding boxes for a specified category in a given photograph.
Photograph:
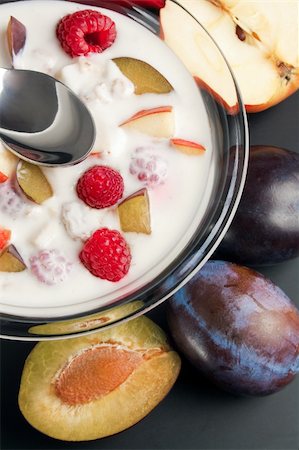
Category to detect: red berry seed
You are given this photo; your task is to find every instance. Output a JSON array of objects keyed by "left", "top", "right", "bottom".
[
  {"left": 76, "top": 165, "right": 124, "bottom": 209},
  {"left": 80, "top": 228, "right": 131, "bottom": 282},
  {"left": 56, "top": 9, "right": 117, "bottom": 57}
]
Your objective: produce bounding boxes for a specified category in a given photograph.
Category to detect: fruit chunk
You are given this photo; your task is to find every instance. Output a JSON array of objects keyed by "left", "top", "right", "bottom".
[
  {"left": 0, "top": 172, "right": 8, "bottom": 183},
  {"left": 0, "top": 244, "right": 26, "bottom": 272},
  {"left": 7, "top": 16, "right": 27, "bottom": 60},
  {"left": 76, "top": 165, "right": 124, "bottom": 209},
  {"left": 16, "top": 161, "right": 53, "bottom": 204},
  {"left": 19, "top": 315, "right": 181, "bottom": 441},
  {"left": 160, "top": 0, "right": 299, "bottom": 113},
  {"left": 0, "top": 181, "right": 28, "bottom": 218},
  {"left": 129, "top": 147, "right": 168, "bottom": 188},
  {"left": 30, "top": 249, "right": 73, "bottom": 285},
  {"left": 120, "top": 106, "right": 175, "bottom": 138},
  {"left": 168, "top": 260, "right": 299, "bottom": 396},
  {"left": 113, "top": 57, "right": 173, "bottom": 95},
  {"left": 216, "top": 146, "right": 299, "bottom": 265},
  {"left": 0, "top": 146, "right": 19, "bottom": 179},
  {"left": 80, "top": 228, "right": 131, "bottom": 282},
  {"left": 170, "top": 138, "right": 205, "bottom": 155},
  {"left": 118, "top": 188, "right": 151, "bottom": 234},
  {"left": 56, "top": 10, "right": 117, "bottom": 57},
  {"left": 0, "top": 228, "right": 11, "bottom": 251}
]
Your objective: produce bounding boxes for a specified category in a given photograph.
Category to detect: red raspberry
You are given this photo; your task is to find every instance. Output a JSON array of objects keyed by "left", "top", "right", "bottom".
[
  {"left": 80, "top": 228, "right": 131, "bottom": 282},
  {"left": 76, "top": 165, "right": 124, "bottom": 209},
  {"left": 56, "top": 9, "right": 117, "bottom": 57},
  {"left": 30, "top": 249, "right": 73, "bottom": 285},
  {"left": 129, "top": 147, "right": 168, "bottom": 188}
]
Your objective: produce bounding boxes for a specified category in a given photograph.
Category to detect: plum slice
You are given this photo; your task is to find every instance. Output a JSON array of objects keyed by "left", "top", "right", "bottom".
[
  {"left": 0, "top": 244, "right": 26, "bottom": 272},
  {"left": 118, "top": 188, "right": 151, "bottom": 234},
  {"left": 7, "top": 16, "right": 27, "bottom": 61},
  {"left": 16, "top": 161, "right": 53, "bottom": 204},
  {"left": 113, "top": 57, "right": 173, "bottom": 95}
]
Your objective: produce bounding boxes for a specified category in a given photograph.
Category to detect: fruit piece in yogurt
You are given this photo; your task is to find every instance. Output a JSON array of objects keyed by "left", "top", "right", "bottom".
[
  {"left": 61, "top": 202, "right": 102, "bottom": 241},
  {"left": 80, "top": 228, "right": 131, "bottom": 282},
  {"left": 0, "top": 146, "right": 19, "bottom": 179},
  {"left": 120, "top": 106, "right": 175, "bottom": 138},
  {"left": 76, "top": 165, "right": 124, "bottom": 209},
  {"left": 56, "top": 10, "right": 117, "bottom": 57},
  {"left": 113, "top": 57, "right": 173, "bottom": 94},
  {"left": 59, "top": 58, "right": 134, "bottom": 105},
  {"left": 0, "top": 228, "right": 11, "bottom": 251},
  {"left": 0, "top": 244, "right": 26, "bottom": 272},
  {"left": 170, "top": 138, "right": 205, "bottom": 155},
  {"left": 118, "top": 188, "right": 151, "bottom": 235},
  {"left": 18, "top": 315, "right": 181, "bottom": 441},
  {"left": 16, "top": 161, "right": 53, "bottom": 204},
  {"left": 0, "top": 171, "right": 8, "bottom": 184},
  {"left": 0, "top": 181, "right": 29, "bottom": 218},
  {"left": 7, "top": 16, "right": 26, "bottom": 61},
  {"left": 30, "top": 249, "right": 73, "bottom": 285},
  {"left": 129, "top": 147, "right": 168, "bottom": 188}
]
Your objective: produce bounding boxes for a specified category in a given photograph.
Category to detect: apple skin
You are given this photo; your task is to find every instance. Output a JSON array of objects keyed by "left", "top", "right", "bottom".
[
  {"left": 215, "top": 146, "right": 299, "bottom": 265},
  {"left": 167, "top": 260, "right": 299, "bottom": 396}
]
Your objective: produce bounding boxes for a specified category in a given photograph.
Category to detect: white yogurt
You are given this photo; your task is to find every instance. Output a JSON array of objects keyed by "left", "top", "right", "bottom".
[{"left": 0, "top": 0, "right": 216, "bottom": 317}]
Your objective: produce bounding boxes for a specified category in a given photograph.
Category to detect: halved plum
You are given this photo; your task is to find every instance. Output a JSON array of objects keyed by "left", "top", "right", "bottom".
[{"left": 19, "top": 316, "right": 181, "bottom": 441}]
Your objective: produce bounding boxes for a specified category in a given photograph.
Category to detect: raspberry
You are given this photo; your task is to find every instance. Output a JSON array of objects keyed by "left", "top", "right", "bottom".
[
  {"left": 30, "top": 249, "right": 73, "bottom": 285},
  {"left": 76, "top": 165, "right": 124, "bottom": 209},
  {"left": 129, "top": 147, "right": 168, "bottom": 188},
  {"left": 0, "top": 228, "right": 11, "bottom": 251},
  {"left": 56, "top": 10, "right": 117, "bottom": 57},
  {"left": 79, "top": 228, "right": 131, "bottom": 282},
  {"left": 0, "top": 182, "right": 28, "bottom": 218}
]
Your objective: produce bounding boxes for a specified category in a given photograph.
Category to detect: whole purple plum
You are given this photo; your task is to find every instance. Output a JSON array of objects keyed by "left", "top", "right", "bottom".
[
  {"left": 215, "top": 146, "right": 299, "bottom": 265},
  {"left": 167, "top": 260, "right": 299, "bottom": 396}
]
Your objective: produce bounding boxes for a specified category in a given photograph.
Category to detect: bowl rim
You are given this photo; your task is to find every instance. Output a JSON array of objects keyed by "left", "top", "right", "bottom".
[{"left": 0, "top": 0, "right": 249, "bottom": 340}]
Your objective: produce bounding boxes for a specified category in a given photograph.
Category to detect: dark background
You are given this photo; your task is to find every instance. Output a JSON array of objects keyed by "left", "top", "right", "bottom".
[{"left": 0, "top": 1, "right": 298, "bottom": 446}]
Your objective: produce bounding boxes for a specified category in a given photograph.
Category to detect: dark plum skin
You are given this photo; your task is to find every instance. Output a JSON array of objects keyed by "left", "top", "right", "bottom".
[
  {"left": 167, "top": 260, "right": 299, "bottom": 396},
  {"left": 215, "top": 146, "right": 299, "bottom": 265}
]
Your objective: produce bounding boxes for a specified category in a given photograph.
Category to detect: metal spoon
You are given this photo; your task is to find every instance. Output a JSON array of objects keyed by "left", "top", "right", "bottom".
[{"left": 0, "top": 68, "right": 95, "bottom": 166}]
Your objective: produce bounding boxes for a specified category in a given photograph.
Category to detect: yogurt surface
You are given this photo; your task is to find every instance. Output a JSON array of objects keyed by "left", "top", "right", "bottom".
[{"left": 0, "top": 0, "right": 215, "bottom": 317}]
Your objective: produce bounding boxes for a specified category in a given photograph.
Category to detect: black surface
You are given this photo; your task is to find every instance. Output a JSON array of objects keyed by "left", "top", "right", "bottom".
[{"left": 1, "top": 77, "right": 299, "bottom": 450}]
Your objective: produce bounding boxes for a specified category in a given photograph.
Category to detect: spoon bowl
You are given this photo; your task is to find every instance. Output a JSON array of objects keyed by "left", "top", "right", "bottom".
[{"left": 0, "top": 68, "right": 95, "bottom": 166}]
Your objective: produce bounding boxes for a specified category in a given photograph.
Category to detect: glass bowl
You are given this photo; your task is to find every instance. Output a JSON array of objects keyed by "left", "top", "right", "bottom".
[{"left": 0, "top": 0, "right": 249, "bottom": 340}]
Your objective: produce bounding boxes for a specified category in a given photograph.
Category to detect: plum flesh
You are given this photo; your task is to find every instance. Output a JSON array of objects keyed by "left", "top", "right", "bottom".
[
  {"left": 167, "top": 260, "right": 299, "bottom": 396},
  {"left": 216, "top": 146, "right": 299, "bottom": 265}
]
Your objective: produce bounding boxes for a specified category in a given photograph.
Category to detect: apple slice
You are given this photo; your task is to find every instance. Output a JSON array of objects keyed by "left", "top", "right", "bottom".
[
  {"left": 0, "top": 228, "right": 11, "bottom": 251},
  {"left": 160, "top": 0, "right": 299, "bottom": 113},
  {"left": 16, "top": 161, "right": 53, "bottom": 204},
  {"left": 113, "top": 57, "right": 173, "bottom": 95},
  {"left": 7, "top": 16, "right": 27, "bottom": 61},
  {"left": 0, "top": 244, "right": 26, "bottom": 272},
  {"left": 120, "top": 106, "right": 175, "bottom": 138},
  {"left": 0, "top": 147, "right": 19, "bottom": 180},
  {"left": 118, "top": 188, "right": 151, "bottom": 234},
  {"left": 170, "top": 138, "right": 205, "bottom": 155},
  {"left": 0, "top": 172, "right": 8, "bottom": 184}
]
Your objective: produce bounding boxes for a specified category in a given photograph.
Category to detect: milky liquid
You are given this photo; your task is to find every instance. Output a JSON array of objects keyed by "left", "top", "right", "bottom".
[{"left": 0, "top": 0, "right": 216, "bottom": 317}]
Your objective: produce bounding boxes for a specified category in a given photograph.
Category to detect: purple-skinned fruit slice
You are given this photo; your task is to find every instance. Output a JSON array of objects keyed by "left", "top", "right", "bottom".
[
  {"left": 0, "top": 244, "right": 26, "bottom": 272},
  {"left": 118, "top": 188, "right": 151, "bottom": 234},
  {"left": 7, "top": 16, "right": 27, "bottom": 60}
]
